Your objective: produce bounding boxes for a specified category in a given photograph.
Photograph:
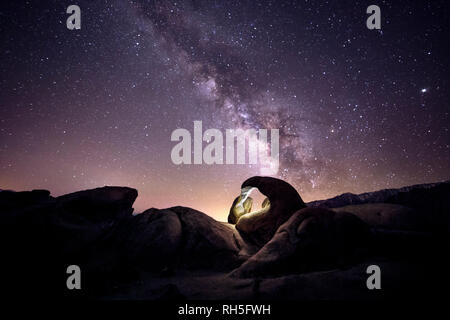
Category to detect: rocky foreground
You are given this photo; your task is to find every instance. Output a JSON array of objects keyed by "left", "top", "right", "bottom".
[{"left": 0, "top": 177, "right": 449, "bottom": 300}]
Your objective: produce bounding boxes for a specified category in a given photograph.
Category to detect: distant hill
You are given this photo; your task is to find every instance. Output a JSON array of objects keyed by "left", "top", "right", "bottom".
[{"left": 307, "top": 180, "right": 450, "bottom": 209}]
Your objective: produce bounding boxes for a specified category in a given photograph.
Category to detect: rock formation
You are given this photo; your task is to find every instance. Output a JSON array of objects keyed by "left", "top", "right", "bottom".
[
  {"left": 231, "top": 207, "right": 371, "bottom": 278},
  {"left": 0, "top": 177, "right": 448, "bottom": 300},
  {"left": 228, "top": 176, "right": 306, "bottom": 246}
]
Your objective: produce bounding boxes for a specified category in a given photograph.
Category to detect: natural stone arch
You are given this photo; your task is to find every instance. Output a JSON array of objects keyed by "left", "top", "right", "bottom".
[{"left": 228, "top": 176, "right": 306, "bottom": 246}]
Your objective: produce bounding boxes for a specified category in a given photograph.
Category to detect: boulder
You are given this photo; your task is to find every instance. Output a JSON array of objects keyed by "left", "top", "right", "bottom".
[
  {"left": 331, "top": 203, "right": 424, "bottom": 231},
  {"left": 48, "top": 187, "right": 138, "bottom": 257},
  {"left": 230, "top": 207, "right": 371, "bottom": 278},
  {"left": 56, "top": 186, "right": 137, "bottom": 221},
  {"left": 0, "top": 186, "right": 138, "bottom": 298},
  {"left": 0, "top": 189, "right": 53, "bottom": 213},
  {"left": 169, "top": 206, "right": 244, "bottom": 270},
  {"left": 92, "top": 208, "right": 183, "bottom": 274}
]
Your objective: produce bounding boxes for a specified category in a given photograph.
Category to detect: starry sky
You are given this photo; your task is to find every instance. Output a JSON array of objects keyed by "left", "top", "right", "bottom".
[{"left": 1, "top": 0, "right": 449, "bottom": 220}]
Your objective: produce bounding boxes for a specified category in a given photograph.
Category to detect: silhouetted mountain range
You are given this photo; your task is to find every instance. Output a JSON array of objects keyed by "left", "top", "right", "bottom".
[{"left": 308, "top": 180, "right": 450, "bottom": 208}]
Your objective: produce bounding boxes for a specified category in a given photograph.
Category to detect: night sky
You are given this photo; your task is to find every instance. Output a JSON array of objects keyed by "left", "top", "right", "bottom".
[{"left": 1, "top": 0, "right": 449, "bottom": 220}]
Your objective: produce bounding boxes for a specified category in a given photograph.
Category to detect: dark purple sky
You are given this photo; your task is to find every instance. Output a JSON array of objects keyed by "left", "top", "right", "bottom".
[{"left": 1, "top": 0, "right": 449, "bottom": 220}]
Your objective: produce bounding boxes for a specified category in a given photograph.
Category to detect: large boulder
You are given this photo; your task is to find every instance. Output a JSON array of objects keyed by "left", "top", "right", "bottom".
[
  {"left": 86, "top": 206, "right": 256, "bottom": 280},
  {"left": 230, "top": 207, "right": 371, "bottom": 278},
  {"left": 88, "top": 205, "right": 254, "bottom": 275},
  {"left": 331, "top": 203, "right": 424, "bottom": 231},
  {"left": 169, "top": 206, "right": 245, "bottom": 270},
  {"left": 1, "top": 186, "right": 138, "bottom": 258},
  {"left": 228, "top": 176, "right": 306, "bottom": 246},
  {"left": 0, "top": 189, "right": 53, "bottom": 213},
  {"left": 0, "top": 186, "right": 138, "bottom": 298},
  {"left": 49, "top": 187, "right": 138, "bottom": 258},
  {"left": 56, "top": 186, "right": 137, "bottom": 221},
  {"left": 89, "top": 208, "right": 183, "bottom": 275}
]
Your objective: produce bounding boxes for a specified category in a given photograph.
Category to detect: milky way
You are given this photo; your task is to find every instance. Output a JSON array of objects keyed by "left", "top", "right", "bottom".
[{"left": 1, "top": 0, "right": 449, "bottom": 220}]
